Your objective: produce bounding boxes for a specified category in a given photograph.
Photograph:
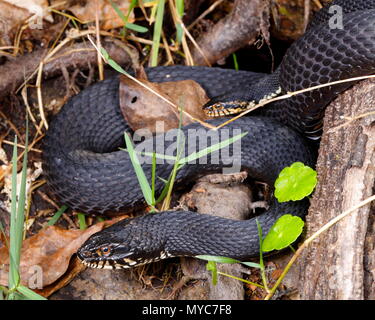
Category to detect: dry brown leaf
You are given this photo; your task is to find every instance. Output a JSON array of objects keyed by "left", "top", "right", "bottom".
[
  {"left": 119, "top": 75, "right": 210, "bottom": 133},
  {"left": 34, "top": 256, "right": 86, "bottom": 297},
  {"left": 69, "top": 0, "right": 135, "bottom": 30},
  {"left": 0, "top": 1, "right": 29, "bottom": 45},
  {"left": 0, "top": 216, "right": 126, "bottom": 288},
  {"left": 3, "top": 0, "right": 52, "bottom": 21}
]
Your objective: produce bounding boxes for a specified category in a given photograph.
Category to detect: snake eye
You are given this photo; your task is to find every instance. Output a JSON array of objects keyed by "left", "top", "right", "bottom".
[{"left": 99, "top": 246, "right": 111, "bottom": 256}]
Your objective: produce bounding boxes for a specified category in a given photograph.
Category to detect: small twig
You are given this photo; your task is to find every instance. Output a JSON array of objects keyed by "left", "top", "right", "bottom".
[
  {"left": 161, "top": 31, "right": 174, "bottom": 65},
  {"left": 312, "top": 0, "right": 323, "bottom": 9},
  {"left": 303, "top": 0, "right": 311, "bottom": 32},
  {"left": 36, "top": 190, "right": 76, "bottom": 229},
  {"left": 217, "top": 271, "right": 265, "bottom": 289},
  {"left": 0, "top": 121, "right": 44, "bottom": 182},
  {"left": 327, "top": 110, "right": 375, "bottom": 133},
  {"left": 0, "top": 111, "right": 24, "bottom": 144},
  {"left": 264, "top": 194, "right": 375, "bottom": 300},
  {"left": 36, "top": 61, "right": 48, "bottom": 130},
  {"left": 2, "top": 140, "right": 42, "bottom": 153},
  {"left": 168, "top": 0, "right": 210, "bottom": 66},
  {"left": 95, "top": 0, "right": 104, "bottom": 81},
  {"left": 187, "top": 0, "right": 225, "bottom": 30},
  {"left": 21, "top": 86, "right": 37, "bottom": 127}
]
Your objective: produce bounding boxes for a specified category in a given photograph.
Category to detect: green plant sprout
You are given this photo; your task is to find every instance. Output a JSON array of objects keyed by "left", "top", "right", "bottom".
[
  {"left": 109, "top": 0, "right": 148, "bottom": 35},
  {"left": 124, "top": 107, "right": 247, "bottom": 211},
  {"left": 0, "top": 122, "right": 46, "bottom": 300},
  {"left": 199, "top": 161, "right": 317, "bottom": 298}
]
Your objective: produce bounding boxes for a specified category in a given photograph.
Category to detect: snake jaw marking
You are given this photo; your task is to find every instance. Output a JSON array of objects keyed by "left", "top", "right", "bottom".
[
  {"left": 203, "top": 86, "right": 282, "bottom": 117},
  {"left": 204, "top": 100, "right": 254, "bottom": 117}
]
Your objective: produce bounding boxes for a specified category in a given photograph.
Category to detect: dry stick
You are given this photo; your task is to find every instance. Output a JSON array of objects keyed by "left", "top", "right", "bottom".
[
  {"left": 327, "top": 110, "right": 375, "bottom": 133},
  {"left": 0, "top": 46, "right": 15, "bottom": 50},
  {"left": 187, "top": 0, "right": 225, "bottom": 30},
  {"left": 20, "top": 29, "right": 104, "bottom": 129},
  {"left": 215, "top": 75, "right": 375, "bottom": 130},
  {"left": 161, "top": 31, "right": 174, "bottom": 65},
  {"left": 312, "top": 0, "right": 323, "bottom": 9},
  {"left": 16, "top": 29, "right": 167, "bottom": 97},
  {"left": 303, "top": 0, "right": 311, "bottom": 32},
  {"left": 264, "top": 194, "right": 375, "bottom": 300},
  {"left": 87, "top": 35, "right": 215, "bottom": 130},
  {"left": 25, "top": 179, "right": 47, "bottom": 239},
  {"left": 0, "top": 122, "right": 44, "bottom": 182},
  {"left": 2, "top": 140, "right": 41, "bottom": 153},
  {"left": 168, "top": 0, "right": 211, "bottom": 66},
  {"left": 0, "top": 110, "right": 24, "bottom": 144},
  {"left": 167, "top": 0, "right": 194, "bottom": 66},
  {"left": 50, "top": 18, "right": 71, "bottom": 51},
  {"left": 95, "top": 0, "right": 104, "bottom": 81},
  {"left": 36, "top": 61, "right": 48, "bottom": 130},
  {"left": 17, "top": 29, "right": 107, "bottom": 94},
  {"left": 21, "top": 85, "right": 41, "bottom": 135},
  {"left": 181, "top": 23, "right": 210, "bottom": 66},
  {"left": 181, "top": 35, "right": 194, "bottom": 66}
]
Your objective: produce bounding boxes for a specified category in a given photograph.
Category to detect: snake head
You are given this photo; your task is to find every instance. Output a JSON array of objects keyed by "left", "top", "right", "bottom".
[
  {"left": 77, "top": 216, "right": 171, "bottom": 269},
  {"left": 202, "top": 96, "right": 252, "bottom": 117}
]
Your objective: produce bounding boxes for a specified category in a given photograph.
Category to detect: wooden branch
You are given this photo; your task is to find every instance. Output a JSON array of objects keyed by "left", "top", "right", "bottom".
[
  {"left": 297, "top": 79, "right": 375, "bottom": 299},
  {"left": 191, "top": 0, "right": 270, "bottom": 66},
  {"left": 0, "top": 39, "right": 131, "bottom": 100}
]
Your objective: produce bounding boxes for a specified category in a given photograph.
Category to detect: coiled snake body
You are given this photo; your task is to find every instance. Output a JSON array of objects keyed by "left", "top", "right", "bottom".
[{"left": 42, "top": 0, "right": 375, "bottom": 269}]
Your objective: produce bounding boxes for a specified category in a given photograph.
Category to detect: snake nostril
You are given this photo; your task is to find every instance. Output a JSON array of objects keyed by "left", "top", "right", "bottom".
[{"left": 131, "top": 96, "right": 138, "bottom": 103}]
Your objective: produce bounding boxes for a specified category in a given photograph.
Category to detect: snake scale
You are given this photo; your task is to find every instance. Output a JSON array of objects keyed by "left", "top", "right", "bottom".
[{"left": 42, "top": 0, "right": 375, "bottom": 269}]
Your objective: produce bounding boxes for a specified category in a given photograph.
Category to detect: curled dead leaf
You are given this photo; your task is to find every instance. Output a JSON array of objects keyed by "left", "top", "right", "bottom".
[
  {"left": 119, "top": 75, "right": 210, "bottom": 134},
  {"left": 0, "top": 216, "right": 126, "bottom": 289}
]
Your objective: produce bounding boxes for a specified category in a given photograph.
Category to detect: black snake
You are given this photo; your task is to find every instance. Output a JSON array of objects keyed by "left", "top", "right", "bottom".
[{"left": 42, "top": 0, "right": 375, "bottom": 269}]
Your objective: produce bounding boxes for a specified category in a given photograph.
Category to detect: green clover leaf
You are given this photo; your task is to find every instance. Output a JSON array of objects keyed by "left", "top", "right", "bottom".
[
  {"left": 262, "top": 214, "right": 304, "bottom": 252},
  {"left": 274, "top": 162, "right": 317, "bottom": 202}
]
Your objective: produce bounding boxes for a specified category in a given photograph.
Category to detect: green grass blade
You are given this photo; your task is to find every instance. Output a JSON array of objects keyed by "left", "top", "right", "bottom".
[
  {"left": 8, "top": 121, "right": 33, "bottom": 300},
  {"left": 77, "top": 213, "right": 87, "bottom": 230},
  {"left": 110, "top": 0, "right": 148, "bottom": 34},
  {"left": 155, "top": 171, "right": 173, "bottom": 204},
  {"left": 8, "top": 136, "right": 19, "bottom": 295},
  {"left": 150, "top": 0, "right": 165, "bottom": 66},
  {"left": 179, "top": 131, "right": 247, "bottom": 164},
  {"left": 124, "top": 132, "right": 153, "bottom": 205},
  {"left": 47, "top": 205, "right": 68, "bottom": 226},
  {"left": 100, "top": 47, "right": 129, "bottom": 75},
  {"left": 160, "top": 107, "right": 185, "bottom": 209},
  {"left": 125, "top": 22, "right": 148, "bottom": 33},
  {"left": 130, "top": 150, "right": 177, "bottom": 162},
  {"left": 232, "top": 53, "right": 239, "bottom": 71},
  {"left": 175, "top": 0, "right": 184, "bottom": 43},
  {"left": 17, "top": 285, "right": 46, "bottom": 300},
  {"left": 196, "top": 255, "right": 261, "bottom": 269},
  {"left": 151, "top": 152, "right": 156, "bottom": 207},
  {"left": 14, "top": 127, "right": 28, "bottom": 261}
]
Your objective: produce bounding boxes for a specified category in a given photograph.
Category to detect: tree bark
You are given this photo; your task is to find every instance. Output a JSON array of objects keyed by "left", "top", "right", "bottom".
[{"left": 298, "top": 79, "right": 375, "bottom": 300}]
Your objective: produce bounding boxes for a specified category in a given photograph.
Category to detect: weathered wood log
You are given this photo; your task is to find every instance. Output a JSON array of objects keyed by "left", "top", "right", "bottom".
[
  {"left": 0, "top": 39, "right": 131, "bottom": 100},
  {"left": 298, "top": 79, "right": 375, "bottom": 300},
  {"left": 191, "top": 0, "right": 270, "bottom": 66}
]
